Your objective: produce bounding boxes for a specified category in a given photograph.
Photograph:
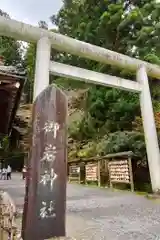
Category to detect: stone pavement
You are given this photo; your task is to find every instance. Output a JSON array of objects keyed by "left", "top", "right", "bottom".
[{"left": 0, "top": 173, "right": 160, "bottom": 239}]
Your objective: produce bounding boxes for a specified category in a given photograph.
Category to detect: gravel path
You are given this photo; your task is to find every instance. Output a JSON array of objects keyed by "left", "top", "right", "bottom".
[{"left": 1, "top": 174, "right": 160, "bottom": 239}]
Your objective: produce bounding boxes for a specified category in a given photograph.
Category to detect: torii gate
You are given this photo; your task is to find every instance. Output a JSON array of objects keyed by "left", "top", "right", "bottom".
[{"left": 0, "top": 16, "right": 160, "bottom": 194}]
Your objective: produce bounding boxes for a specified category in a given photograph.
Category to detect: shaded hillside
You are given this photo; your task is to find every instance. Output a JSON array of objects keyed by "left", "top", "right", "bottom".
[
  {"left": 14, "top": 104, "right": 32, "bottom": 152},
  {"left": 14, "top": 89, "right": 87, "bottom": 153}
]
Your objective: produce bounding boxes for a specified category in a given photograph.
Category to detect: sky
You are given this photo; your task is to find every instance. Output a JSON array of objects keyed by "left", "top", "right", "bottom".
[{"left": 0, "top": 0, "right": 63, "bottom": 28}]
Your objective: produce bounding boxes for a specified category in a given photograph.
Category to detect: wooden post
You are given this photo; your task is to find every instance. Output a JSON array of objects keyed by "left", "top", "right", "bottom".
[
  {"left": 108, "top": 159, "right": 113, "bottom": 189},
  {"left": 97, "top": 160, "right": 101, "bottom": 187},
  {"left": 68, "top": 165, "right": 70, "bottom": 183},
  {"left": 79, "top": 164, "right": 82, "bottom": 184},
  {"left": 78, "top": 165, "right": 81, "bottom": 184},
  {"left": 22, "top": 85, "right": 67, "bottom": 240},
  {"left": 128, "top": 157, "right": 134, "bottom": 192},
  {"left": 85, "top": 163, "right": 87, "bottom": 185}
]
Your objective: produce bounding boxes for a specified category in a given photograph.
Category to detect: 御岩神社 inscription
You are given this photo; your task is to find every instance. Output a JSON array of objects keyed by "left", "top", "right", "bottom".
[{"left": 22, "top": 85, "right": 67, "bottom": 240}]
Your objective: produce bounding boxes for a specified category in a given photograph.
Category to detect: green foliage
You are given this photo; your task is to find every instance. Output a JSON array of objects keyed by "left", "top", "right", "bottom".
[
  {"left": 23, "top": 43, "right": 36, "bottom": 102},
  {"left": 69, "top": 131, "right": 146, "bottom": 160},
  {"left": 23, "top": 1, "right": 160, "bottom": 161},
  {"left": 52, "top": 0, "right": 160, "bottom": 69},
  {"left": 0, "top": 9, "right": 22, "bottom": 66},
  {"left": 86, "top": 87, "right": 140, "bottom": 132},
  {"left": 69, "top": 114, "right": 97, "bottom": 141},
  {"left": 52, "top": 0, "right": 160, "bottom": 160},
  {"left": 97, "top": 131, "right": 146, "bottom": 158},
  {"left": 77, "top": 141, "right": 98, "bottom": 158},
  {"left": 0, "top": 136, "right": 10, "bottom": 160},
  {"left": 0, "top": 136, "right": 9, "bottom": 152}
]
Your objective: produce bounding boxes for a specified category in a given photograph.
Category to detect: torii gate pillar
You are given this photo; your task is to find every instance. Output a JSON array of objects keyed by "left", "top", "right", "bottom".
[{"left": 137, "top": 65, "right": 160, "bottom": 193}]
